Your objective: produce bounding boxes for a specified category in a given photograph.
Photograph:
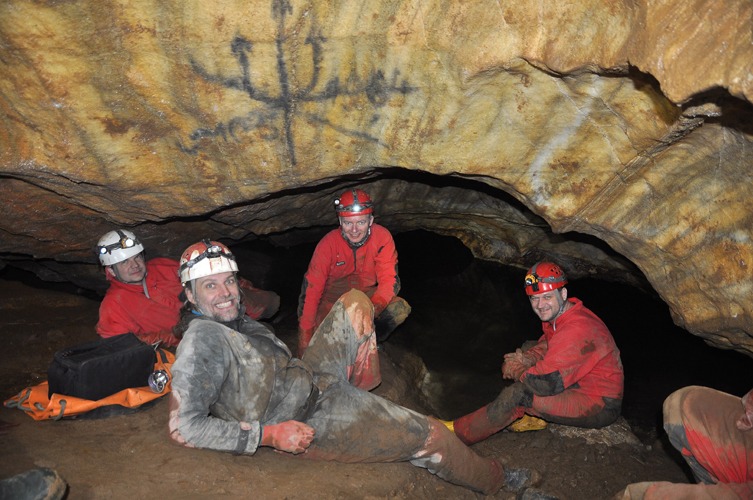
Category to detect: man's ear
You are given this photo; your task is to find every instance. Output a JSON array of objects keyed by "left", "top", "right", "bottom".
[
  {"left": 560, "top": 287, "right": 568, "bottom": 301},
  {"left": 105, "top": 266, "right": 116, "bottom": 278},
  {"left": 184, "top": 285, "right": 195, "bottom": 305},
  {"left": 369, "top": 215, "right": 374, "bottom": 226}
]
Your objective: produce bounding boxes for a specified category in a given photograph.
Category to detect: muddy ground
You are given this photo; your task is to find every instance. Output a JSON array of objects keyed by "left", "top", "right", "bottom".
[{"left": 0, "top": 274, "right": 699, "bottom": 500}]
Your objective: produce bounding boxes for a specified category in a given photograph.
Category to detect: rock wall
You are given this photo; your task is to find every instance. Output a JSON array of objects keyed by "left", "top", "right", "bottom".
[{"left": 1, "top": 0, "right": 752, "bottom": 354}]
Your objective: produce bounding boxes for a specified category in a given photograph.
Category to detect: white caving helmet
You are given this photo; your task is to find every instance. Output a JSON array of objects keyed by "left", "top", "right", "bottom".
[
  {"left": 178, "top": 239, "right": 239, "bottom": 286},
  {"left": 97, "top": 229, "right": 145, "bottom": 266}
]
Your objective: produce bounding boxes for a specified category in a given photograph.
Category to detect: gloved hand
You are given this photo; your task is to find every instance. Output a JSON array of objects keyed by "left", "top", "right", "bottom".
[
  {"left": 261, "top": 420, "right": 315, "bottom": 454},
  {"left": 297, "top": 327, "right": 315, "bottom": 358},
  {"left": 501, "top": 349, "right": 535, "bottom": 380}
]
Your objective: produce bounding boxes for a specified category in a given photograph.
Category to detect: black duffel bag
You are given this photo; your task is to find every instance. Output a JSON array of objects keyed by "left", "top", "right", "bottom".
[{"left": 47, "top": 333, "right": 157, "bottom": 400}]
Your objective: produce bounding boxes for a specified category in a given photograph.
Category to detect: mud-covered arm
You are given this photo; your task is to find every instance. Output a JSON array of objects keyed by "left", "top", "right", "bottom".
[{"left": 168, "top": 328, "right": 261, "bottom": 455}]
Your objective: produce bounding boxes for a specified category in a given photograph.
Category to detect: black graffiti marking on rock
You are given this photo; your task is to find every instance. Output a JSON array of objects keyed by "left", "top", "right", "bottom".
[{"left": 178, "top": 0, "right": 416, "bottom": 164}]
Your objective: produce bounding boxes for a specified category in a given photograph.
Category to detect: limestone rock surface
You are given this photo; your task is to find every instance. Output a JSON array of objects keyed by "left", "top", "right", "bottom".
[{"left": 1, "top": 0, "right": 752, "bottom": 354}]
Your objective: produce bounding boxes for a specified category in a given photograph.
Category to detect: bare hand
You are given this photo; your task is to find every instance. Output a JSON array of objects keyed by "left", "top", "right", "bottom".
[
  {"left": 501, "top": 349, "right": 535, "bottom": 380},
  {"left": 262, "top": 420, "right": 315, "bottom": 454}
]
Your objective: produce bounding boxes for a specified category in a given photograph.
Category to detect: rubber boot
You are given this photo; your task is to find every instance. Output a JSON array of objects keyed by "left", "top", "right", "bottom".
[
  {"left": 410, "top": 418, "right": 505, "bottom": 495},
  {"left": 453, "top": 405, "right": 509, "bottom": 445}
]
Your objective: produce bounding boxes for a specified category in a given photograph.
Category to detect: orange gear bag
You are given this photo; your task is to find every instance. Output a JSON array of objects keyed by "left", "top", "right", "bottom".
[{"left": 4, "top": 348, "right": 175, "bottom": 421}]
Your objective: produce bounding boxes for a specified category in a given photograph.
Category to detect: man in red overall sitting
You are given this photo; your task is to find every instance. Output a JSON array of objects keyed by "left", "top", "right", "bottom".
[{"left": 451, "top": 261, "right": 624, "bottom": 444}]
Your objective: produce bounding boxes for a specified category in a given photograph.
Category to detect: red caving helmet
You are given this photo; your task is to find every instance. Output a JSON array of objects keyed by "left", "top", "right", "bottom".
[
  {"left": 524, "top": 261, "right": 567, "bottom": 296},
  {"left": 334, "top": 188, "right": 374, "bottom": 217}
]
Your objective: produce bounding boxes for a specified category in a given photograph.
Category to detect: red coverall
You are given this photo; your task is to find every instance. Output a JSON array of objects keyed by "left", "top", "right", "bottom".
[
  {"left": 97, "top": 257, "right": 278, "bottom": 347},
  {"left": 455, "top": 297, "right": 624, "bottom": 444},
  {"left": 618, "top": 386, "right": 753, "bottom": 499},
  {"left": 298, "top": 224, "right": 409, "bottom": 352}
]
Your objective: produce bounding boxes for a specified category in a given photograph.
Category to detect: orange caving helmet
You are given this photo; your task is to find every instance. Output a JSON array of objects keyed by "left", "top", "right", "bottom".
[
  {"left": 179, "top": 239, "right": 238, "bottom": 285},
  {"left": 524, "top": 261, "right": 567, "bottom": 296},
  {"left": 334, "top": 188, "right": 374, "bottom": 217}
]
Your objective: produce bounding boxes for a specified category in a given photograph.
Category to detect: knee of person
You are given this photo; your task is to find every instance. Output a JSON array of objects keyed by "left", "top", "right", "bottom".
[
  {"left": 662, "top": 385, "right": 702, "bottom": 425},
  {"left": 509, "top": 382, "right": 534, "bottom": 406},
  {"left": 493, "top": 382, "right": 533, "bottom": 413},
  {"left": 341, "top": 288, "right": 370, "bottom": 304}
]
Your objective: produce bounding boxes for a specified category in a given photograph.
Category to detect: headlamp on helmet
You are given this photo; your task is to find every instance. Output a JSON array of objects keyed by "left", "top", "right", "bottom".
[
  {"left": 524, "top": 261, "right": 567, "bottom": 296},
  {"left": 334, "top": 188, "right": 374, "bottom": 217},
  {"left": 178, "top": 239, "right": 239, "bottom": 285},
  {"left": 96, "top": 229, "right": 145, "bottom": 266}
]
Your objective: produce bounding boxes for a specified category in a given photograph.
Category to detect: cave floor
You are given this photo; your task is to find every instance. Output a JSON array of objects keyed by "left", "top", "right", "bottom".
[{"left": 0, "top": 278, "right": 691, "bottom": 499}]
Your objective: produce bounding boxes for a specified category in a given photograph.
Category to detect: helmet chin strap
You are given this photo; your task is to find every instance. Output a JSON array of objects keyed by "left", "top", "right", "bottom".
[
  {"left": 112, "top": 265, "right": 148, "bottom": 293},
  {"left": 550, "top": 290, "right": 568, "bottom": 327},
  {"left": 141, "top": 278, "right": 150, "bottom": 299}
]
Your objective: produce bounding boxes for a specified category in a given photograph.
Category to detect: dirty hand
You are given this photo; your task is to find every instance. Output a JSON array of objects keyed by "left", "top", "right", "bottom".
[
  {"left": 736, "top": 388, "right": 753, "bottom": 431},
  {"left": 502, "top": 358, "right": 529, "bottom": 380},
  {"left": 502, "top": 349, "right": 535, "bottom": 379},
  {"left": 261, "top": 420, "right": 315, "bottom": 454}
]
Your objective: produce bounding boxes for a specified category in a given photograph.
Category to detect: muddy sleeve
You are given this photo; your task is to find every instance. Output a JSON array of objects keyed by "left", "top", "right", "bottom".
[
  {"left": 523, "top": 337, "right": 547, "bottom": 362},
  {"left": 169, "top": 328, "right": 262, "bottom": 455},
  {"left": 522, "top": 327, "right": 604, "bottom": 396}
]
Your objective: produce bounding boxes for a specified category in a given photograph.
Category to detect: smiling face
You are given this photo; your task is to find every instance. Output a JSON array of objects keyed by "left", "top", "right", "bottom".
[
  {"left": 339, "top": 214, "right": 373, "bottom": 245},
  {"left": 185, "top": 271, "right": 243, "bottom": 323},
  {"left": 109, "top": 253, "right": 146, "bottom": 283},
  {"left": 528, "top": 287, "right": 568, "bottom": 323}
]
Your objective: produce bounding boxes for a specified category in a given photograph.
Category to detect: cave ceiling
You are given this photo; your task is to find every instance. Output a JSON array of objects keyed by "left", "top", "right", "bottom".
[{"left": 1, "top": 0, "right": 752, "bottom": 355}]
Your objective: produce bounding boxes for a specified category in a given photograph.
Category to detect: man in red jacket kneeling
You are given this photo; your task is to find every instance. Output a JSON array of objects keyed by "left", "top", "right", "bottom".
[{"left": 297, "top": 188, "right": 411, "bottom": 356}]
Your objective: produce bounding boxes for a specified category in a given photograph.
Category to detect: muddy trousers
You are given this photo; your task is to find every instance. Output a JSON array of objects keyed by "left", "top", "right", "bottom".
[
  {"left": 311, "top": 279, "right": 411, "bottom": 340},
  {"left": 454, "top": 382, "right": 621, "bottom": 445},
  {"left": 300, "top": 290, "right": 502, "bottom": 495},
  {"left": 410, "top": 418, "right": 504, "bottom": 495},
  {"left": 301, "top": 382, "right": 505, "bottom": 495},
  {"left": 663, "top": 385, "right": 753, "bottom": 485}
]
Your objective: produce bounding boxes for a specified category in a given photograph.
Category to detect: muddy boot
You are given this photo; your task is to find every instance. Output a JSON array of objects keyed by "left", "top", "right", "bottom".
[
  {"left": 455, "top": 383, "right": 532, "bottom": 444},
  {"left": 374, "top": 297, "right": 411, "bottom": 343},
  {"left": 453, "top": 405, "right": 510, "bottom": 445},
  {"left": 410, "top": 417, "right": 505, "bottom": 495},
  {"left": 0, "top": 468, "right": 67, "bottom": 500}
]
